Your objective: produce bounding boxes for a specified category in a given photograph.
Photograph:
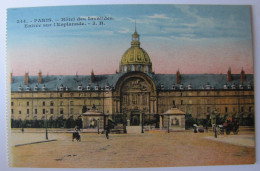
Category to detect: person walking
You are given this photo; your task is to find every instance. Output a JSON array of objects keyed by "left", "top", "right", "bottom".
[{"left": 105, "top": 126, "right": 109, "bottom": 139}]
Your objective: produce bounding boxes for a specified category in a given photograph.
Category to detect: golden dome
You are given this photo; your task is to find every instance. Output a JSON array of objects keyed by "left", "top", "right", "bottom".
[
  {"left": 120, "top": 29, "right": 152, "bottom": 66},
  {"left": 121, "top": 46, "right": 151, "bottom": 65}
]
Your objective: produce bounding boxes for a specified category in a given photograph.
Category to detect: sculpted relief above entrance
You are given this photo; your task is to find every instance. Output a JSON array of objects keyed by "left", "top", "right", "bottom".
[
  {"left": 120, "top": 77, "right": 151, "bottom": 126},
  {"left": 121, "top": 78, "right": 149, "bottom": 92}
]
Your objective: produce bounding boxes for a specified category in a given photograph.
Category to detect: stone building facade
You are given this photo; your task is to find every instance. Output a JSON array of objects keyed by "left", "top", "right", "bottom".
[{"left": 10, "top": 29, "right": 254, "bottom": 129}]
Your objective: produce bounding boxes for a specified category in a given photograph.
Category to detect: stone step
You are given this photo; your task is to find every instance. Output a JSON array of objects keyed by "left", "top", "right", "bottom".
[{"left": 126, "top": 126, "right": 142, "bottom": 133}]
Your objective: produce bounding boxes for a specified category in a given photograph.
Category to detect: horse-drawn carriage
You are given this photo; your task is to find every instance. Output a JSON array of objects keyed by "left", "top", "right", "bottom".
[
  {"left": 217, "top": 119, "right": 239, "bottom": 135},
  {"left": 223, "top": 119, "right": 239, "bottom": 135}
]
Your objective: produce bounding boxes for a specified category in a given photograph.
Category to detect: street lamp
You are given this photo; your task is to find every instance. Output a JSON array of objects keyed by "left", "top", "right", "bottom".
[
  {"left": 168, "top": 115, "right": 170, "bottom": 133},
  {"left": 123, "top": 112, "right": 127, "bottom": 133},
  {"left": 212, "top": 109, "right": 217, "bottom": 138},
  {"left": 97, "top": 119, "right": 100, "bottom": 134},
  {"left": 45, "top": 110, "right": 48, "bottom": 140},
  {"left": 141, "top": 113, "right": 144, "bottom": 133}
]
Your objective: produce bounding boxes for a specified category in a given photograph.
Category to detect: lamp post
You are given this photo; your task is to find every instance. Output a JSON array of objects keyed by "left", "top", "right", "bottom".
[
  {"left": 213, "top": 109, "right": 217, "bottom": 138},
  {"left": 45, "top": 110, "right": 48, "bottom": 140},
  {"left": 141, "top": 113, "right": 144, "bottom": 133},
  {"left": 168, "top": 115, "right": 170, "bottom": 133},
  {"left": 97, "top": 119, "right": 100, "bottom": 134},
  {"left": 123, "top": 112, "right": 127, "bottom": 133}
]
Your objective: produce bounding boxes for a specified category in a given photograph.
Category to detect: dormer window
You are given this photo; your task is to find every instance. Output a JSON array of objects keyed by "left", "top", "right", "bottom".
[
  {"left": 59, "top": 84, "right": 64, "bottom": 91},
  {"left": 172, "top": 84, "right": 176, "bottom": 90},
  {"left": 231, "top": 83, "right": 236, "bottom": 89},
  {"left": 248, "top": 83, "right": 252, "bottom": 89},
  {"left": 239, "top": 84, "right": 243, "bottom": 89},
  {"left": 160, "top": 84, "right": 164, "bottom": 90},
  {"left": 180, "top": 84, "right": 184, "bottom": 90},
  {"left": 42, "top": 84, "right": 46, "bottom": 91},
  {"left": 66, "top": 87, "right": 69, "bottom": 91},
  {"left": 188, "top": 83, "right": 192, "bottom": 90},
  {"left": 206, "top": 83, "right": 210, "bottom": 90},
  {"left": 105, "top": 84, "right": 110, "bottom": 91},
  {"left": 224, "top": 84, "right": 228, "bottom": 89},
  {"left": 34, "top": 85, "right": 38, "bottom": 91},
  {"left": 95, "top": 85, "right": 99, "bottom": 91},
  {"left": 26, "top": 85, "right": 31, "bottom": 91},
  {"left": 86, "top": 84, "right": 91, "bottom": 91},
  {"left": 78, "top": 84, "right": 82, "bottom": 91},
  {"left": 18, "top": 85, "right": 22, "bottom": 91}
]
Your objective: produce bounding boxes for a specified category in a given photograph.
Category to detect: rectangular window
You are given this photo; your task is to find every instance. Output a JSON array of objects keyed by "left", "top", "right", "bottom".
[
  {"left": 43, "top": 101, "right": 45, "bottom": 106},
  {"left": 70, "top": 108, "right": 74, "bottom": 114},
  {"left": 70, "top": 101, "right": 74, "bottom": 106},
  {"left": 225, "top": 107, "right": 228, "bottom": 113},
  {"left": 27, "top": 109, "right": 29, "bottom": 114},
  {"left": 43, "top": 109, "right": 46, "bottom": 114},
  {"left": 180, "top": 100, "right": 183, "bottom": 105},
  {"left": 11, "top": 102, "right": 14, "bottom": 106},
  {"left": 60, "top": 108, "right": 64, "bottom": 114},
  {"left": 207, "top": 107, "right": 210, "bottom": 113},
  {"left": 19, "top": 110, "right": 21, "bottom": 114},
  {"left": 60, "top": 93, "right": 63, "bottom": 97},
  {"left": 35, "top": 109, "right": 37, "bottom": 114},
  {"left": 27, "top": 101, "right": 29, "bottom": 106},
  {"left": 249, "top": 106, "right": 252, "bottom": 112},
  {"left": 50, "top": 108, "right": 54, "bottom": 114},
  {"left": 50, "top": 101, "right": 54, "bottom": 106},
  {"left": 60, "top": 101, "right": 63, "bottom": 106},
  {"left": 241, "top": 107, "right": 244, "bottom": 112},
  {"left": 11, "top": 109, "right": 14, "bottom": 114}
]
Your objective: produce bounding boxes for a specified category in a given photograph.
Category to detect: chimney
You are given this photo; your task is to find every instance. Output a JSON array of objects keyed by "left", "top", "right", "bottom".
[
  {"left": 227, "top": 67, "right": 232, "bottom": 82},
  {"left": 240, "top": 68, "right": 245, "bottom": 83},
  {"left": 10, "top": 72, "right": 13, "bottom": 84},
  {"left": 38, "top": 71, "right": 42, "bottom": 84},
  {"left": 91, "top": 69, "right": 95, "bottom": 82},
  {"left": 176, "top": 70, "right": 181, "bottom": 84},
  {"left": 24, "top": 72, "right": 29, "bottom": 85}
]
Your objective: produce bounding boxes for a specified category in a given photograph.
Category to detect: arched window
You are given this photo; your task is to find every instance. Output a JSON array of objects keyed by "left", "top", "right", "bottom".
[
  {"left": 145, "top": 66, "right": 149, "bottom": 73},
  {"left": 123, "top": 66, "right": 127, "bottom": 72},
  {"left": 131, "top": 65, "right": 135, "bottom": 71},
  {"left": 138, "top": 65, "right": 142, "bottom": 71}
]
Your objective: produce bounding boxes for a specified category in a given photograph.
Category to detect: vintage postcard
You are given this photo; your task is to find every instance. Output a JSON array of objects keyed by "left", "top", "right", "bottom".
[{"left": 6, "top": 4, "right": 255, "bottom": 168}]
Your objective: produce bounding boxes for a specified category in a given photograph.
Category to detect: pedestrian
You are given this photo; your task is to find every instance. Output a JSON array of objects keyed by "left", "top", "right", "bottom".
[
  {"left": 21, "top": 127, "right": 24, "bottom": 133},
  {"left": 105, "top": 126, "right": 109, "bottom": 139}
]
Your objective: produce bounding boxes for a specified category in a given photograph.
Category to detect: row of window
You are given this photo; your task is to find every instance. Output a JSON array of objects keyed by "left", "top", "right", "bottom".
[
  {"left": 11, "top": 108, "right": 75, "bottom": 115},
  {"left": 160, "top": 83, "right": 253, "bottom": 90},
  {"left": 11, "top": 101, "right": 74, "bottom": 106},
  {"left": 18, "top": 84, "right": 112, "bottom": 91},
  {"left": 122, "top": 65, "right": 150, "bottom": 73}
]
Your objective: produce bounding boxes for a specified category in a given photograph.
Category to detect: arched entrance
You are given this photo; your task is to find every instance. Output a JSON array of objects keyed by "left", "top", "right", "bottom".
[
  {"left": 120, "top": 77, "right": 150, "bottom": 126},
  {"left": 114, "top": 72, "right": 157, "bottom": 127}
]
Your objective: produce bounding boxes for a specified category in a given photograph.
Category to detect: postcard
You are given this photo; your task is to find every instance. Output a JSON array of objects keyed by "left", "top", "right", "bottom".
[{"left": 6, "top": 4, "right": 255, "bottom": 168}]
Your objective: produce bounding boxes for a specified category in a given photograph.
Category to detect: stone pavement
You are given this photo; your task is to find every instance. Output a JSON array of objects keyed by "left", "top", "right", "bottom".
[
  {"left": 10, "top": 130, "right": 255, "bottom": 168},
  {"left": 205, "top": 134, "right": 255, "bottom": 147}
]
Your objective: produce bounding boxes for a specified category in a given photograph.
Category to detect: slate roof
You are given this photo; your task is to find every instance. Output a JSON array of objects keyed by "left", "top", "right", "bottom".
[{"left": 11, "top": 73, "right": 254, "bottom": 91}]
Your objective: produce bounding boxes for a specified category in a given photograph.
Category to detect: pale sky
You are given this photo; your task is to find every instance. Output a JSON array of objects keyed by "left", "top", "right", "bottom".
[{"left": 7, "top": 5, "right": 254, "bottom": 76}]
